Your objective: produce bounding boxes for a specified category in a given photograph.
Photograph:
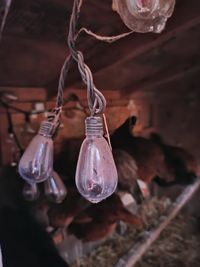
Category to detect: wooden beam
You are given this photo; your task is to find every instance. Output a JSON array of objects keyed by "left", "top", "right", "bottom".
[
  {"left": 67, "top": 0, "right": 200, "bottom": 90},
  {"left": 91, "top": 0, "right": 200, "bottom": 81},
  {"left": 125, "top": 65, "right": 200, "bottom": 94},
  {"left": 115, "top": 178, "right": 200, "bottom": 267}
]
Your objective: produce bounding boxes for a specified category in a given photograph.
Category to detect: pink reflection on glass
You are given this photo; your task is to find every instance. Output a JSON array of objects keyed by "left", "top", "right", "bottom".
[
  {"left": 75, "top": 117, "right": 118, "bottom": 203},
  {"left": 44, "top": 171, "right": 67, "bottom": 203},
  {"left": 18, "top": 135, "right": 53, "bottom": 183}
]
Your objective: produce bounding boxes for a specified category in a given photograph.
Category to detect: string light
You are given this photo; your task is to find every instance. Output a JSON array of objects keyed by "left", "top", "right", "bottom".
[
  {"left": 44, "top": 171, "right": 67, "bottom": 204},
  {"left": 22, "top": 182, "right": 40, "bottom": 201},
  {"left": 16, "top": 0, "right": 176, "bottom": 203},
  {"left": 67, "top": 0, "right": 118, "bottom": 203},
  {"left": 112, "top": 0, "right": 176, "bottom": 33},
  {"left": 76, "top": 117, "right": 118, "bottom": 203},
  {"left": 18, "top": 109, "right": 60, "bottom": 184}
]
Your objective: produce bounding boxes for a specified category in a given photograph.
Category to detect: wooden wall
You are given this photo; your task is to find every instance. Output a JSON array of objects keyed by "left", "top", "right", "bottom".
[
  {"left": 0, "top": 87, "right": 155, "bottom": 166},
  {"left": 153, "top": 89, "right": 200, "bottom": 161},
  {"left": 1, "top": 86, "right": 199, "bottom": 168}
]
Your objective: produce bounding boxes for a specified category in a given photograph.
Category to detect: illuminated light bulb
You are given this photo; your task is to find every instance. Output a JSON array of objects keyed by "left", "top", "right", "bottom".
[
  {"left": 22, "top": 182, "right": 40, "bottom": 201},
  {"left": 75, "top": 116, "right": 118, "bottom": 203},
  {"left": 112, "top": 0, "right": 176, "bottom": 33},
  {"left": 18, "top": 120, "right": 55, "bottom": 184},
  {"left": 44, "top": 171, "right": 67, "bottom": 203}
]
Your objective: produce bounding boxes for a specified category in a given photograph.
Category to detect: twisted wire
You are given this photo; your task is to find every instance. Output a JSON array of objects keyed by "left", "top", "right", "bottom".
[
  {"left": 77, "top": 27, "right": 134, "bottom": 43},
  {"left": 67, "top": 0, "right": 106, "bottom": 115},
  {"left": 55, "top": 0, "right": 135, "bottom": 116},
  {"left": 55, "top": 0, "right": 79, "bottom": 111},
  {"left": 56, "top": 55, "right": 72, "bottom": 108}
]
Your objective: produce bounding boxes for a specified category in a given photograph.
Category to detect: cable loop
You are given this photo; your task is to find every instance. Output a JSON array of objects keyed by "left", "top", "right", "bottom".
[{"left": 56, "top": 0, "right": 120, "bottom": 116}]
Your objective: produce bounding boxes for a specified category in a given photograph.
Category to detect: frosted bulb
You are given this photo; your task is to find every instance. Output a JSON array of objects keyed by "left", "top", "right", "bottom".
[
  {"left": 22, "top": 182, "right": 40, "bottom": 201},
  {"left": 44, "top": 171, "right": 67, "bottom": 203},
  {"left": 113, "top": 0, "right": 176, "bottom": 33},
  {"left": 75, "top": 116, "right": 118, "bottom": 203},
  {"left": 18, "top": 121, "right": 54, "bottom": 184}
]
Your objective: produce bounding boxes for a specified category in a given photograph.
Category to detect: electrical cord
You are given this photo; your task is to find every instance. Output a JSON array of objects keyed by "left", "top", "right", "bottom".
[
  {"left": 55, "top": 0, "right": 135, "bottom": 116},
  {"left": 5, "top": 106, "right": 24, "bottom": 155}
]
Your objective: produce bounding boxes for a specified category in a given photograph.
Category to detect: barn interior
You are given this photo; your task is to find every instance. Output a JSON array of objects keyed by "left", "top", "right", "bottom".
[{"left": 0, "top": 0, "right": 200, "bottom": 267}]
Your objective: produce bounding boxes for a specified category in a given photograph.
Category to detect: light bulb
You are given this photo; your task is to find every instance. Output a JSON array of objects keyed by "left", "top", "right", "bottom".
[
  {"left": 126, "top": 0, "right": 160, "bottom": 19},
  {"left": 22, "top": 182, "right": 40, "bottom": 201},
  {"left": 44, "top": 171, "right": 67, "bottom": 203},
  {"left": 18, "top": 120, "right": 55, "bottom": 184},
  {"left": 112, "top": 0, "right": 176, "bottom": 33},
  {"left": 75, "top": 116, "right": 118, "bottom": 203}
]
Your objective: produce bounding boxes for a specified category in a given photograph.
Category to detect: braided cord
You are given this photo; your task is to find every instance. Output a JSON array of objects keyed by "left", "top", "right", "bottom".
[
  {"left": 67, "top": 0, "right": 106, "bottom": 116},
  {"left": 56, "top": 55, "right": 72, "bottom": 108},
  {"left": 56, "top": 0, "right": 106, "bottom": 115},
  {"left": 55, "top": 0, "right": 136, "bottom": 116}
]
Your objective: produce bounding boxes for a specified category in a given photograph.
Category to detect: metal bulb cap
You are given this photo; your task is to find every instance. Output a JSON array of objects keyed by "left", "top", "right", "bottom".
[
  {"left": 38, "top": 120, "right": 57, "bottom": 138},
  {"left": 85, "top": 116, "right": 103, "bottom": 136}
]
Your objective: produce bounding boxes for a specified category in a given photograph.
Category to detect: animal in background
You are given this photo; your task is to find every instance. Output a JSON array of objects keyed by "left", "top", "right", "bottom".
[
  {"left": 150, "top": 133, "right": 198, "bottom": 187},
  {"left": 47, "top": 183, "right": 143, "bottom": 243},
  {"left": 0, "top": 165, "right": 70, "bottom": 267},
  {"left": 111, "top": 116, "right": 174, "bottom": 184},
  {"left": 112, "top": 149, "right": 145, "bottom": 203},
  {"left": 68, "top": 193, "right": 143, "bottom": 242},
  {"left": 47, "top": 185, "right": 90, "bottom": 229},
  {"left": 112, "top": 149, "right": 138, "bottom": 194},
  {"left": 54, "top": 138, "right": 83, "bottom": 180}
]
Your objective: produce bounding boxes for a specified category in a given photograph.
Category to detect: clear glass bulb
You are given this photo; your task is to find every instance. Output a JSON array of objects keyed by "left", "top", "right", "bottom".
[
  {"left": 18, "top": 121, "right": 54, "bottom": 184},
  {"left": 44, "top": 171, "right": 67, "bottom": 204},
  {"left": 127, "top": 0, "right": 160, "bottom": 19},
  {"left": 75, "top": 116, "right": 118, "bottom": 204},
  {"left": 22, "top": 182, "right": 40, "bottom": 201},
  {"left": 112, "top": 0, "right": 176, "bottom": 33}
]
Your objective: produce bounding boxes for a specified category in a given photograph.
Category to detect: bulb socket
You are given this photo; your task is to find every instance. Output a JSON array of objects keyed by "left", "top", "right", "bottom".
[
  {"left": 85, "top": 116, "right": 103, "bottom": 136},
  {"left": 38, "top": 121, "right": 56, "bottom": 138}
]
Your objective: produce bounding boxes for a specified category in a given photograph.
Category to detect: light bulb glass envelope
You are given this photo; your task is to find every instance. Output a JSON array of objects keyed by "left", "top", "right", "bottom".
[
  {"left": 112, "top": 0, "right": 176, "bottom": 33},
  {"left": 22, "top": 182, "right": 40, "bottom": 201},
  {"left": 44, "top": 171, "right": 67, "bottom": 203},
  {"left": 76, "top": 116, "right": 118, "bottom": 203},
  {"left": 18, "top": 121, "right": 54, "bottom": 184}
]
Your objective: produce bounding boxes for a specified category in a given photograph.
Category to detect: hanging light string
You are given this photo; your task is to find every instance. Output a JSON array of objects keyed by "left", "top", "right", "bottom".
[
  {"left": 55, "top": 1, "right": 84, "bottom": 111},
  {"left": 0, "top": 0, "right": 136, "bottom": 154},
  {"left": 0, "top": 93, "right": 88, "bottom": 160},
  {"left": 55, "top": 0, "right": 104, "bottom": 116},
  {"left": 54, "top": 0, "right": 134, "bottom": 146},
  {"left": 0, "top": 0, "right": 136, "bottom": 143},
  {"left": 55, "top": 0, "right": 136, "bottom": 118}
]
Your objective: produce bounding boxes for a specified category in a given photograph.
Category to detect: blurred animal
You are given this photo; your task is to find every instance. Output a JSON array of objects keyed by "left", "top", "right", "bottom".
[
  {"left": 47, "top": 186, "right": 90, "bottom": 228},
  {"left": 68, "top": 193, "right": 143, "bottom": 242},
  {"left": 0, "top": 165, "right": 70, "bottom": 267},
  {"left": 112, "top": 149, "right": 138, "bottom": 193},
  {"left": 111, "top": 116, "right": 174, "bottom": 184},
  {"left": 112, "top": 149, "right": 144, "bottom": 203},
  {"left": 150, "top": 133, "right": 198, "bottom": 186}
]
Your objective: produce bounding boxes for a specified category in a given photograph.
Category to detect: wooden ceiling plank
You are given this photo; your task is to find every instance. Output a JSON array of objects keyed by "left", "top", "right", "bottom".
[
  {"left": 90, "top": 0, "right": 200, "bottom": 79},
  {"left": 126, "top": 65, "right": 200, "bottom": 94}
]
